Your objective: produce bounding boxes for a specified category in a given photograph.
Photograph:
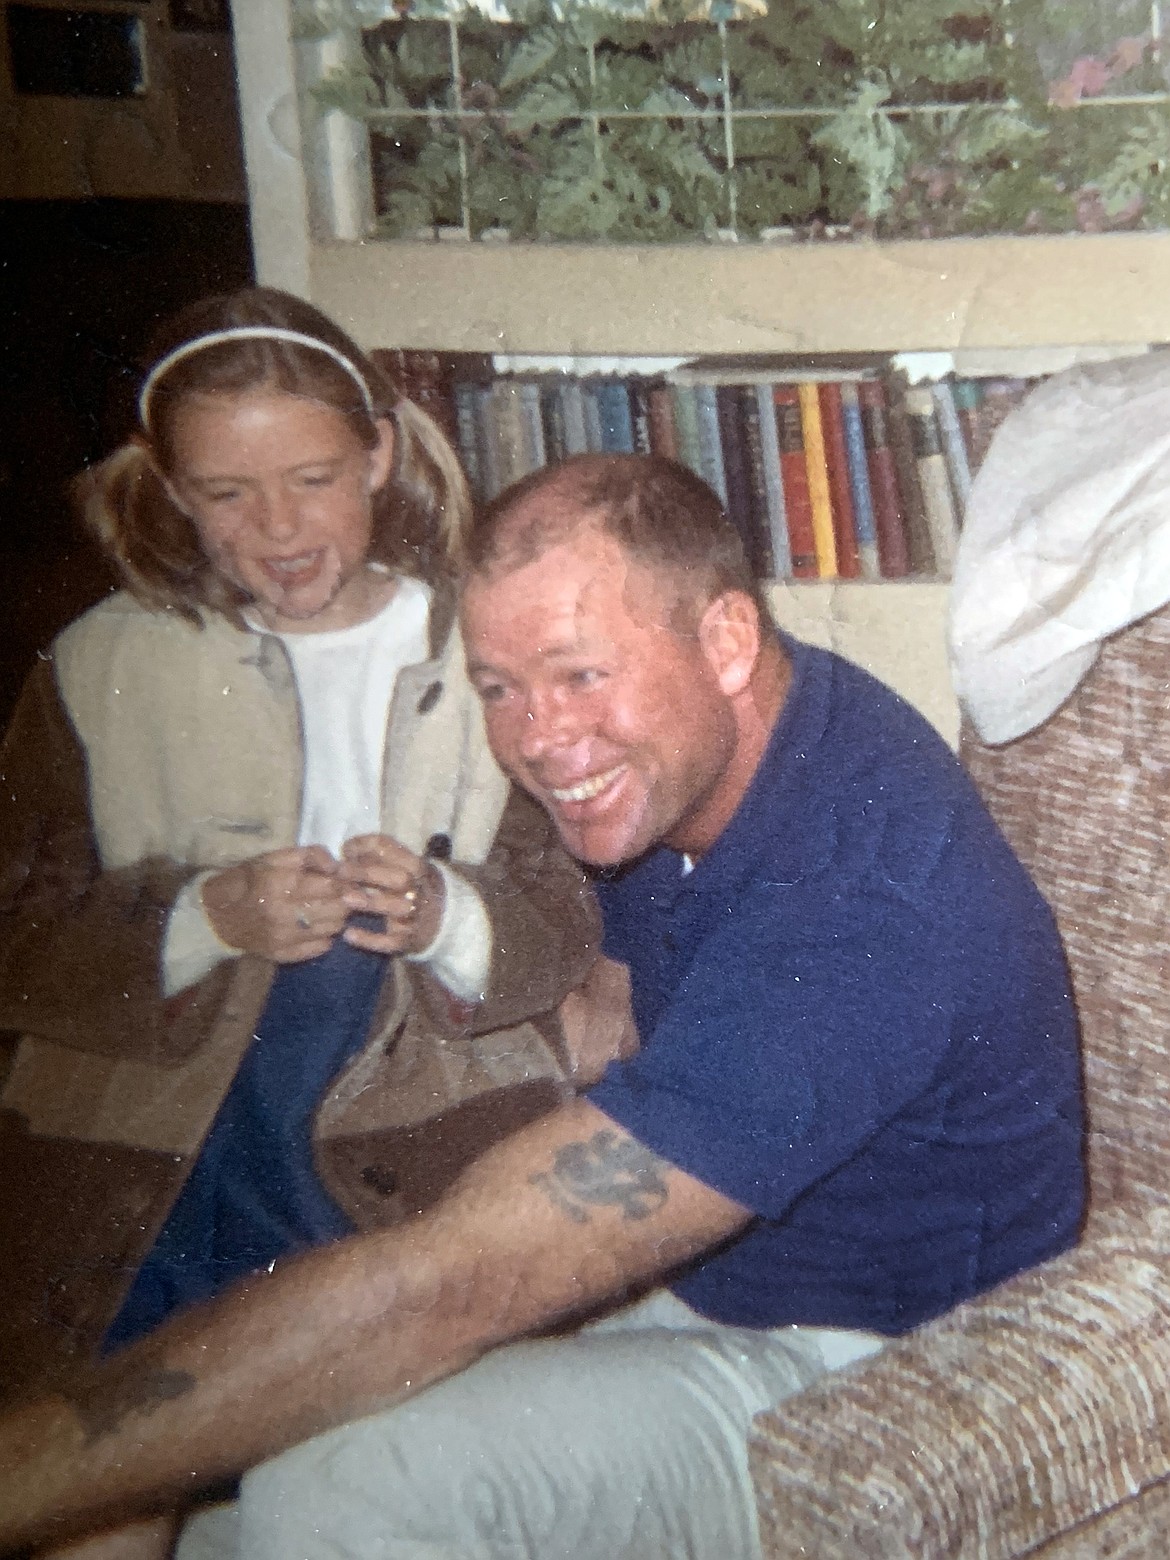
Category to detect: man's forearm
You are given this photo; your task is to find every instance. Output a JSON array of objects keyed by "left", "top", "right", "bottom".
[
  {"left": 0, "top": 1099, "right": 746, "bottom": 1555},
  {"left": 0, "top": 1227, "right": 484, "bottom": 1554}
]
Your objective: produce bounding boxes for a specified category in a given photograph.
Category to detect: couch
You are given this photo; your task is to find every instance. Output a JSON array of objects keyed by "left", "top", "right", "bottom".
[{"left": 750, "top": 603, "right": 1170, "bottom": 1557}]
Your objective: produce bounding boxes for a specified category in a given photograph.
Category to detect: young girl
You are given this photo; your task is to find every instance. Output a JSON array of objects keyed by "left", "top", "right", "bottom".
[{"left": 0, "top": 287, "right": 598, "bottom": 1399}]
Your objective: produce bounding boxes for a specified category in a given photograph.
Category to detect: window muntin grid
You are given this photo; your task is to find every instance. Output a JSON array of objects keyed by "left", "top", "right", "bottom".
[{"left": 295, "top": 1, "right": 1170, "bottom": 242}]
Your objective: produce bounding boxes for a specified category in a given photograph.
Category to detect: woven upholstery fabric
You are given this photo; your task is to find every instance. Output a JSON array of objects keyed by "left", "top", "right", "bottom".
[
  {"left": 752, "top": 604, "right": 1170, "bottom": 1558},
  {"left": 962, "top": 605, "right": 1170, "bottom": 1212},
  {"left": 752, "top": 1203, "right": 1170, "bottom": 1558},
  {"left": 1030, "top": 1475, "right": 1170, "bottom": 1559}
]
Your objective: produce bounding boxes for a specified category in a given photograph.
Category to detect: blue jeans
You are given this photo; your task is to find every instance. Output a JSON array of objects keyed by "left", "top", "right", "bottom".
[{"left": 104, "top": 931, "right": 388, "bottom": 1353}]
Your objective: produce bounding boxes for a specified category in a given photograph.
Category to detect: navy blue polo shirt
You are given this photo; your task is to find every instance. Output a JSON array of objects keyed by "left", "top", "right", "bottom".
[{"left": 589, "top": 635, "right": 1085, "bottom": 1335}]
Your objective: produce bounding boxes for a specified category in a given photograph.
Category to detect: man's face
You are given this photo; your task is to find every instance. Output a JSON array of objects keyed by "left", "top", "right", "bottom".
[{"left": 462, "top": 524, "right": 737, "bottom": 866}]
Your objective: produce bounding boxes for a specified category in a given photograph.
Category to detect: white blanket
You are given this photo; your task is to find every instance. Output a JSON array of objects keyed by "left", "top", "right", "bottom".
[{"left": 948, "top": 350, "right": 1170, "bottom": 744}]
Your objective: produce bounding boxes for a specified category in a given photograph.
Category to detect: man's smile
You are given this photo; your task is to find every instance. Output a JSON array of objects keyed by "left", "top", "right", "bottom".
[{"left": 548, "top": 764, "right": 628, "bottom": 805}]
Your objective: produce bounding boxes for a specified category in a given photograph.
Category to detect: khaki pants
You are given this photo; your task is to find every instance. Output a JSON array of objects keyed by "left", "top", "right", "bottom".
[{"left": 178, "top": 1291, "right": 882, "bottom": 1560}]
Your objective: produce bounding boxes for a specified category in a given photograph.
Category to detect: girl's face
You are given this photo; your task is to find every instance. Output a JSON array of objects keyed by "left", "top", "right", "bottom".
[{"left": 165, "top": 388, "right": 395, "bottom": 632}]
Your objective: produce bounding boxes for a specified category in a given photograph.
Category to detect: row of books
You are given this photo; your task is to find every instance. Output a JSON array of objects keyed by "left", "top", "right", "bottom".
[{"left": 373, "top": 350, "right": 1036, "bottom": 581}]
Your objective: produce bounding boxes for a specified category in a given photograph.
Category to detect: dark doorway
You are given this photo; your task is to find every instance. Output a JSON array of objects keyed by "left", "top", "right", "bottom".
[{"left": 0, "top": 198, "right": 254, "bottom": 723}]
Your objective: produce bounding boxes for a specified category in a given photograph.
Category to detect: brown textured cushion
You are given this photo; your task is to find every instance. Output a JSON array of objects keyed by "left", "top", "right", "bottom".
[
  {"left": 961, "top": 604, "right": 1170, "bottom": 1211},
  {"left": 751, "top": 603, "right": 1170, "bottom": 1557},
  {"left": 752, "top": 1202, "right": 1170, "bottom": 1558}
]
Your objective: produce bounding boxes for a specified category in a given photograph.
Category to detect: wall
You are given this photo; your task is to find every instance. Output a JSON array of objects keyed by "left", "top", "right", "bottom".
[{"left": 1, "top": 0, "right": 246, "bottom": 201}]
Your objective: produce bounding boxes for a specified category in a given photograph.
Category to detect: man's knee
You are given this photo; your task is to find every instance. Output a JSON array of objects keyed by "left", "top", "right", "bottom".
[{"left": 174, "top": 1502, "right": 239, "bottom": 1560}]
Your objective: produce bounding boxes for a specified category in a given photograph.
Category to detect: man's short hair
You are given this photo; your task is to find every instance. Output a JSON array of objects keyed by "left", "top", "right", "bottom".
[{"left": 469, "top": 453, "right": 769, "bottom": 625}]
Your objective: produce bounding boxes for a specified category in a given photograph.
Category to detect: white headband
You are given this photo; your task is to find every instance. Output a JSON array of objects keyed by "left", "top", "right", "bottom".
[{"left": 137, "top": 326, "right": 376, "bottom": 427}]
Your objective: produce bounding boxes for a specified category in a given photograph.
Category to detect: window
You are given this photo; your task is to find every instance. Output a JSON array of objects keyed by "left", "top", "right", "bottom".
[
  {"left": 294, "top": 0, "right": 1170, "bottom": 242},
  {"left": 7, "top": 6, "right": 148, "bottom": 99}
]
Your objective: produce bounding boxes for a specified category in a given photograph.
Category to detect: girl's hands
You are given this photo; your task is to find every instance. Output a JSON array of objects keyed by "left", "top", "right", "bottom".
[
  {"left": 201, "top": 845, "right": 346, "bottom": 962},
  {"left": 199, "top": 837, "right": 446, "bottom": 963},
  {"left": 338, "top": 834, "right": 446, "bottom": 956}
]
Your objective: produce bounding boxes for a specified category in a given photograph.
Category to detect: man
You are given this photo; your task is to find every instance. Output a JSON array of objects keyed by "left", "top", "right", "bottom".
[{"left": 0, "top": 454, "right": 1083, "bottom": 1560}]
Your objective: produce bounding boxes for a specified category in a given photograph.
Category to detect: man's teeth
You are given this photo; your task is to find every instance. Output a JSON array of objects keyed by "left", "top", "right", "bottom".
[{"left": 550, "top": 767, "right": 623, "bottom": 803}]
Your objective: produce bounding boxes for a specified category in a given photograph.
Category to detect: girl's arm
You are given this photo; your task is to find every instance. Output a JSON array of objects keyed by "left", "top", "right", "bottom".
[
  {"left": 431, "top": 785, "right": 602, "bottom": 1037},
  {"left": 339, "top": 787, "right": 601, "bottom": 1037},
  {"left": 0, "top": 660, "right": 211, "bottom": 1062}
]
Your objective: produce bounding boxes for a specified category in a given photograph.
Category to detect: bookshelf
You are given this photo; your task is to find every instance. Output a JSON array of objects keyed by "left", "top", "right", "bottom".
[{"left": 228, "top": 0, "right": 1170, "bottom": 749}]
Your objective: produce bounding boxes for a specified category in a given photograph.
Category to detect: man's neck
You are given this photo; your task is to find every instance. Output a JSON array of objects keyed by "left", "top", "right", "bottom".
[{"left": 668, "top": 639, "right": 791, "bottom": 859}]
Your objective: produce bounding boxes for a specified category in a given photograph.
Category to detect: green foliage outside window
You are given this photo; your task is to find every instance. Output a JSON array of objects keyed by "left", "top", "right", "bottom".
[{"left": 293, "top": 0, "right": 1170, "bottom": 242}]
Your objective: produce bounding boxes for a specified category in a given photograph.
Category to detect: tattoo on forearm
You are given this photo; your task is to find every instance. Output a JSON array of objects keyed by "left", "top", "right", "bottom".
[
  {"left": 530, "top": 1130, "right": 670, "bottom": 1224},
  {"left": 69, "top": 1358, "right": 197, "bottom": 1446}
]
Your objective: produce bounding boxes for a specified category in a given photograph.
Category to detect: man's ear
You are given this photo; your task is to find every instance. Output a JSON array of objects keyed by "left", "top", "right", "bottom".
[
  {"left": 367, "top": 416, "right": 396, "bottom": 494},
  {"left": 697, "top": 590, "right": 761, "bottom": 697}
]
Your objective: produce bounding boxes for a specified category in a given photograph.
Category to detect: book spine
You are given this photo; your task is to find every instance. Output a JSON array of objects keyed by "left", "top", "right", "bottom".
[
  {"left": 950, "top": 377, "right": 984, "bottom": 467},
  {"left": 647, "top": 383, "right": 679, "bottom": 460},
  {"left": 797, "top": 381, "right": 838, "bottom": 579},
  {"left": 884, "top": 373, "right": 936, "bottom": 576},
  {"left": 629, "top": 379, "right": 655, "bottom": 456},
  {"left": 595, "top": 377, "right": 635, "bottom": 453},
  {"left": 839, "top": 381, "right": 880, "bottom": 579},
  {"left": 904, "top": 384, "right": 959, "bottom": 577},
  {"left": 516, "top": 379, "right": 547, "bottom": 477},
  {"left": 694, "top": 384, "right": 729, "bottom": 506},
  {"left": 491, "top": 381, "right": 527, "bottom": 492},
  {"left": 540, "top": 379, "right": 568, "bottom": 465},
  {"left": 772, "top": 384, "right": 818, "bottom": 580},
  {"left": 475, "top": 383, "right": 503, "bottom": 502},
  {"left": 817, "top": 381, "right": 861, "bottom": 579},
  {"left": 559, "top": 379, "right": 590, "bottom": 456},
  {"left": 582, "top": 381, "right": 605, "bottom": 453},
  {"left": 857, "top": 380, "right": 910, "bottom": 579},
  {"left": 670, "top": 384, "right": 704, "bottom": 479},
  {"left": 715, "top": 384, "right": 759, "bottom": 569},
  {"left": 970, "top": 377, "right": 1033, "bottom": 470},
  {"left": 736, "top": 385, "right": 776, "bottom": 579},
  {"left": 453, "top": 380, "right": 485, "bottom": 500},
  {"left": 931, "top": 379, "right": 972, "bottom": 513},
  {"left": 753, "top": 382, "right": 791, "bottom": 580}
]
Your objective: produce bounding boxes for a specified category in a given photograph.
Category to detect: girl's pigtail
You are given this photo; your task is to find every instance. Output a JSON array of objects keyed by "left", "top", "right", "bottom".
[
  {"left": 77, "top": 440, "right": 217, "bottom": 623},
  {"left": 392, "top": 396, "right": 473, "bottom": 575}
]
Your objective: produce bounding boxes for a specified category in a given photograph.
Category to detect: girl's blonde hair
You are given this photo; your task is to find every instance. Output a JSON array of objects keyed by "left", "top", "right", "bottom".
[{"left": 82, "top": 287, "right": 471, "bottom": 623}]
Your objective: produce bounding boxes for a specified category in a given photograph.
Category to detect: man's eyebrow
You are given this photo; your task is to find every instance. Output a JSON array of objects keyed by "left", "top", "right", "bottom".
[
  {"left": 468, "top": 640, "right": 597, "bottom": 677},
  {"left": 466, "top": 657, "right": 501, "bottom": 680}
]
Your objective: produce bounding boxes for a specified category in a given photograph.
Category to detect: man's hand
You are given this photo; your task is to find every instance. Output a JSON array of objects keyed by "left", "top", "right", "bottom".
[
  {"left": 337, "top": 834, "right": 445, "bottom": 956},
  {"left": 559, "top": 957, "right": 639, "bottom": 1085},
  {"left": 201, "top": 846, "right": 345, "bottom": 961}
]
